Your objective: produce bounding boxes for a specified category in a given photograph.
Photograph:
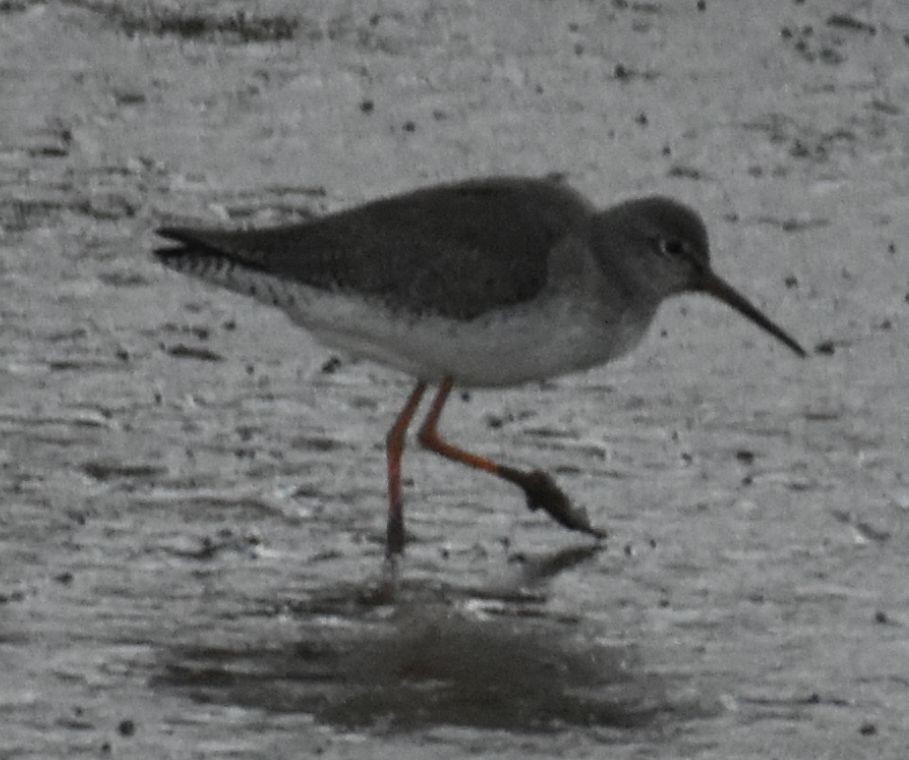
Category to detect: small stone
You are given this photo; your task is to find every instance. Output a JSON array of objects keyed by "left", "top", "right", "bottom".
[
  {"left": 321, "top": 356, "right": 341, "bottom": 374},
  {"left": 735, "top": 449, "right": 755, "bottom": 464}
]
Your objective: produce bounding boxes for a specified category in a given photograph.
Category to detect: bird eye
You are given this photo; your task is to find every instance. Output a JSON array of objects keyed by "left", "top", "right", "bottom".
[{"left": 659, "top": 238, "right": 686, "bottom": 256}]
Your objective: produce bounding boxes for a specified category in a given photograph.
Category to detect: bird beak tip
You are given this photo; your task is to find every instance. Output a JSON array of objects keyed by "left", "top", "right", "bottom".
[{"left": 699, "top": 273, "right": 807, "bottom": 360}]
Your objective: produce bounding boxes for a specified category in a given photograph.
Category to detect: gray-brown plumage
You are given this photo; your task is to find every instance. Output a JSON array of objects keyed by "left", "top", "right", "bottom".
[
  {"left": 154, "top": 175, "right": 805, "bottom": 556},
  {"left": 156, "top": 177, "right": 597, "bottom": 321}
]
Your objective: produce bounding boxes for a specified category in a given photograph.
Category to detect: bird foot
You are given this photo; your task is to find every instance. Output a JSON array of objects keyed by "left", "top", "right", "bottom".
[
  {"left": 503, "top": 467, "right": 607, "bottom": 539},
  {"left": 386, "top": 513, "right": 405, "bottom": 557},
  {"left": 357, "top": 555, "right": 401, "bottom": 606}
]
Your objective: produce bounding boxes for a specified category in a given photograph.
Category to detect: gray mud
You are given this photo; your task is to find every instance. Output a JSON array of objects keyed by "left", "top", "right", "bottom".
[{"left": 1, "top": 1, "right": 908, "bottom": 757}]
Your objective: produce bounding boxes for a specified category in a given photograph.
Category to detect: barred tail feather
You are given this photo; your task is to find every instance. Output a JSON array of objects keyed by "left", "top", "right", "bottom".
[{"left": 154, "top": 231, "right": 301, "bottom": 311}]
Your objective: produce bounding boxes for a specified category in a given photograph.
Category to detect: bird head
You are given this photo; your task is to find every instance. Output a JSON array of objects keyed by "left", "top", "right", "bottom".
[{"left": 590, "top": 196, "right": 806, "bottom": 357}]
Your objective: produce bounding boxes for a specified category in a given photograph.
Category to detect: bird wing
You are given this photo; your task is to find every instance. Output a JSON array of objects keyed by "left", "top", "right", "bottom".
[{"left": 155, "top": 177, "right": 595, "bottom": 320}]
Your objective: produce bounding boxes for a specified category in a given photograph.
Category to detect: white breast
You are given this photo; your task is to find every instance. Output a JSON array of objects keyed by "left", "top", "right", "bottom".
[
  {"left": 283, "top": 280, "right": 652, "bottom": 387},
  {"left": 171, "top": 250, "right": 655, "bottom": 387}
]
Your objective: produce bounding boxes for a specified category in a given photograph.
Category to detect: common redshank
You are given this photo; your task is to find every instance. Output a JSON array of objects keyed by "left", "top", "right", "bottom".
[{"left": 155, "top": 176, "right": 806, "bottom": 556}]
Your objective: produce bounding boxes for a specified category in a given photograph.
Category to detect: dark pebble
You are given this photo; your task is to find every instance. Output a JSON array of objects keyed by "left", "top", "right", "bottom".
[
  {"left": 735, "top": 449, "right": 755, "bottom": 464},
  {"left": 321, "top": 356, "right": 342, "bottom": 374}
]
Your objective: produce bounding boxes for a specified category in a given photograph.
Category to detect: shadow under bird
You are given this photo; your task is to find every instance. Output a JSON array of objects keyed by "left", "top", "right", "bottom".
[{"left": 155, "top": 176, "right": 806, "bottom": 557}]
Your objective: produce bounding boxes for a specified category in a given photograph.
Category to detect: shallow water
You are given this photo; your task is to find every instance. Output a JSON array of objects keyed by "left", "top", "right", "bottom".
[{"left": 1, "top": 1, "right": 908, "bottom": 758}]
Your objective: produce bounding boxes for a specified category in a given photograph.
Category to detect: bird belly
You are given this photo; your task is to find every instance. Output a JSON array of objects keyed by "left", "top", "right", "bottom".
[
  {"left": 286, "top": 282, "right": 652, "bottom": 387},
  {"left": 162, "top": 258, "right": 651, "bottom": 387}
]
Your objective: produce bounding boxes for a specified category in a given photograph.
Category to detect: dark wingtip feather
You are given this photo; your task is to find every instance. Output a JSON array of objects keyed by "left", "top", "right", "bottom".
[
  {"left": 153, "top": 228, "right": 202, "bottom": 269},
  {"left": 155, "top": 227, "right": 198, "bottom": 245},
  {"left": 153, "top": 227, "right": 218, "bottom": 268}
]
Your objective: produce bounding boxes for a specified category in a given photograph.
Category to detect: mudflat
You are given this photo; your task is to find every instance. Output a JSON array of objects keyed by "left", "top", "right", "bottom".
[{"left": 1, "top": 2, "right": 907, "bottom": 758}]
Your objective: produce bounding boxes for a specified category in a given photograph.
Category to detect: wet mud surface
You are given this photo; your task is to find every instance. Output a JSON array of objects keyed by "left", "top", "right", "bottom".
[{"left": 1, "top": 1, "right": 908, "bottom": 757}]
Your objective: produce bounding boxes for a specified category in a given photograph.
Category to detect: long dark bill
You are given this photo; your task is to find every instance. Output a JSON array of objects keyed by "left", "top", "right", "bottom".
[{"left": 699, "top": 271, "right": 807, "bottom": 358}]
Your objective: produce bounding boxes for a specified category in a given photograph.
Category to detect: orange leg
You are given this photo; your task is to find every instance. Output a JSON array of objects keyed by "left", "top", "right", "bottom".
[
  {"left": 385, "top": 381, "right": 426, "bottom": 556},
  {"left": 417, "top": 377, "right": 606, "bottom": 539}
]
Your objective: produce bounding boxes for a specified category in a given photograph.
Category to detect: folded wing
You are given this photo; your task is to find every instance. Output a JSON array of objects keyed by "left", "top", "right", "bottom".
[{"left": 155, "top": 177, "right": 595, "bottom": 320}]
